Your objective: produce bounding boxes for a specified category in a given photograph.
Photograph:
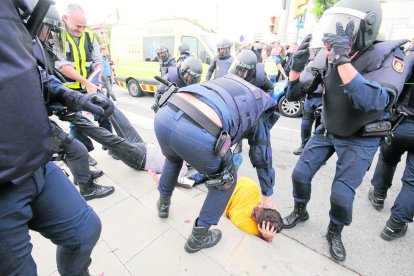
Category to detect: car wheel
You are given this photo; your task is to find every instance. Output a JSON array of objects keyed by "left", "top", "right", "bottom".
[
  {"left": 278, "top": 95, "right": 303, "bottom": 118},
  {"left": 127, "top": 79, "right": 143, "bottom": 97}
]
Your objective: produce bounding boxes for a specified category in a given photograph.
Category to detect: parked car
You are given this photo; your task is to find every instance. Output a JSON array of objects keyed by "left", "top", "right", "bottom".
[{"left": 272, "top": 80, "right": 304, "bottom": 118}]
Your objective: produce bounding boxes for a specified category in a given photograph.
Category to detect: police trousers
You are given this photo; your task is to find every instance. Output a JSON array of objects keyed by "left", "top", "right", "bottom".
[
  {"left": 154, "top": 105, "right": 236, "bottom": 227},
  {"left": 301, "top": 96, "right": 322, "bottom": 145},
  {"left": 0, "top": 162, "right": 101, "bottom": 275},
  {"left": 371, "top": 121, "right": 414, "bottom": 223},
  {"left": 292, "top": 125, "right": 380, "bottom": 225}
]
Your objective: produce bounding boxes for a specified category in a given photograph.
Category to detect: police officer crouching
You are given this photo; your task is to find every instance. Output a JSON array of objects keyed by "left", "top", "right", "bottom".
[
  {"left": 153, "top": 72, "right": 280, "bottom": 253},
  {"left": 282, "top": 0, "right": 414, "bottom": 262}
]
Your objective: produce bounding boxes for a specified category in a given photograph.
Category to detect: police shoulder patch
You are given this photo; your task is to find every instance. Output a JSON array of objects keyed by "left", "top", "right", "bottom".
[{"left": 392, "top": 57, "right": 405, "bottom": 73}]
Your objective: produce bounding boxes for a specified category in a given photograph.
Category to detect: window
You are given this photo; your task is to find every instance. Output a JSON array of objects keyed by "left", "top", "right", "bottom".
[
  {"left": 143, "top": 36, "right": 174, "bottom": 61},
  {"left": 182, "top": 36, "right": 211, "bottom": 64}
]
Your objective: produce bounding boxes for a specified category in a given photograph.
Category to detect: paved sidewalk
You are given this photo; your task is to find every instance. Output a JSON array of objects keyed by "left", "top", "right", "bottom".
[{"left": 32, "top": 147, "right": 357, "bottom": 276}]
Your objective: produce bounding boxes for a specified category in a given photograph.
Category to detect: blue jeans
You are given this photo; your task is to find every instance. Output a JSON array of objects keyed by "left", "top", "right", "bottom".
[
  {"left": 0, "top": 162, "right": 101, "bottom": 275},
  {"left": 292, "top": 125, "right": 380, "bottom": 225},
  {"left": 371, "top": 121, "right": 414, "bottom": 222},
  {"left": 154, "top": 105, "right": 236, "bottom": 227}
]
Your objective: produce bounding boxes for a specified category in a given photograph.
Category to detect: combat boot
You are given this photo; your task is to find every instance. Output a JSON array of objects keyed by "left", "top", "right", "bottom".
[
  {"left": 79, "top": 178, "right": 115, "bottom": 201},
  {"left": 283, "top": 202, "right": 309, "bottom": 229},
  {"left": 74, "top": 169, "right": 103, "bottom": 186},
  {"left": 157, "top": 195, "right": 171, "bottom": 218},
  {"left": 293, "top": 144, "right": 305, "bottom": 155},
  {"left": 184, "top": 219, "right": 222, "bottom": 253},
  {"left": 380, "top": 216, "right": 408, "bottom": 241},
  {"left": 368, "top": 187, "right": 387, "bottom": 210},
  {"left": 326, "top": 221, "right": 346, "bottom": 262}
]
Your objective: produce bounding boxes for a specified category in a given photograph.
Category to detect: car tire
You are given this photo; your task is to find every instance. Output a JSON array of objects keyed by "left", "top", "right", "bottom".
[
  {"left": 127, "top": 79, "right": 143, "bottom": 97},
  {"left": 278, "top": 95, "right": 303, "bottom": 118}
]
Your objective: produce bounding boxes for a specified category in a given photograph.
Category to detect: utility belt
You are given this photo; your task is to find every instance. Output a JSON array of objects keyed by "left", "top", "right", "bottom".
[
  {"left": 360, "top": 121, "right": 392, "bottom": 137},
  {"left": 49, "top": 120, "right": 74, "bottom": 161},
  {"left": 167, "top": 94, "right": 234, "bottom": 191}
]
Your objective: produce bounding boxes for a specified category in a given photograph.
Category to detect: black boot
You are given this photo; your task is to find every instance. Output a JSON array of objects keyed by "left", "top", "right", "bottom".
[
  {"left": 184, "top": 219, "right": 222, "bottom": 253},
  {"left": 74, "top": 170, "right": 103, "bottom": 186},
  {"left": 283, "top": 202, "right": 309, "bottom": 229},
  {"left": 293, "top": 144, "right": 305, "bottom": 155},
  {"left": 79, "top": 178, "right": 115, "bottom": 201},
  {"left": 380, "top": 216, "right": 408, "bottom": 241},
  {"left": 368, "top": 187, "right": 387, "bottom": 210},
  {"left": 157, "top": 195, "right": 171, "bottom": 218},
  {"left": 326, "top": 222, "right": 346, "bottom": 262}
]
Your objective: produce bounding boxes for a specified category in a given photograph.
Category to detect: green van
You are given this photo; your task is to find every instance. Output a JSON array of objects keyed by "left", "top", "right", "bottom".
[{"left": 110, "top": 17, "right": 217, "bottom": 97}]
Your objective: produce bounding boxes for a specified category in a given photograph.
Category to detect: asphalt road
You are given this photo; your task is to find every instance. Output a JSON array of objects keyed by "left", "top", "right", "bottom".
[{"left": 113, "top": 85, "right": 413, "bottom": 276}]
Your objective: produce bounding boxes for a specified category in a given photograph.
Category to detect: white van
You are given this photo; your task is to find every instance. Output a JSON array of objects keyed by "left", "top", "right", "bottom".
[{"left": 110, "top": 17, "right": 217, "bottom": 97}]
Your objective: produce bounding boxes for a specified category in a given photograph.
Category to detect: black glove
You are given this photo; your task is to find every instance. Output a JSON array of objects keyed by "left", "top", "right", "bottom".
[
  {"left": 322, "top": 21, "right": 354, "bottom": 66},
  {"left": 291, "top": 34, "right": 312, "bottom": 72},
  {"left": 63, "top": 91, "right": 115, "bottom": 116}
]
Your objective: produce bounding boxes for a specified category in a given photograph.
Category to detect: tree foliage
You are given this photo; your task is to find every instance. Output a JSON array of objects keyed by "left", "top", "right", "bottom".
[{"left": 311, "top": 0, "right": 339, "bottom": 19}]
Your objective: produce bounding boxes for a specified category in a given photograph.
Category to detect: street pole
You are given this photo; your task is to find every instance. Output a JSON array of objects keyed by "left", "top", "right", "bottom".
[{"left": 280, "top": 0, "right": 291, "bottom": 42}]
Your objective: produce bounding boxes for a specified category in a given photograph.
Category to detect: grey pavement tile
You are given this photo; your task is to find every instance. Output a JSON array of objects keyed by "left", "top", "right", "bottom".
[
  {"left": 89, "top": 240, "right": 131, "bottom": 276},
  {"left": 31, "top": 231, "right": 57, "bottom": 276},
  {"left": 98, "top": 196, "right": 170, "bottom": 264},
  {"left": 126, "top": 228, "right": 230, "bottom": 276}
]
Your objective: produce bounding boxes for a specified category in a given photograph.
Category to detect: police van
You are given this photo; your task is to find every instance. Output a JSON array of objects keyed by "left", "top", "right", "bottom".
[{"left": 110, "top": 17, "right": 217, "bottom": 97}]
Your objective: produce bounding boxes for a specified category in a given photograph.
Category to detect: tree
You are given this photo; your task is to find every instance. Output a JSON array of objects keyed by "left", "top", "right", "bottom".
[{"left": 311, "top": 0, "right": 339, "bottom": 19}]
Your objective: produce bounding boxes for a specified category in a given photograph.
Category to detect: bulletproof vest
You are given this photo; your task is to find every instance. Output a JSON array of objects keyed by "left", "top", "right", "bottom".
[
  {"left": 0, "top": 0, "right": 52, "bottom": 184},
  {"left": 323, "top": 40, "right": 414, "bottom": 137},
  {"left": 167, "top": 67, "right": 186, "bottom": 88},
  {"left": 201, "top": 74, "right": 277, "bottom": 142},
  {"left": 160, "top": 56, "right": 176, "bottom": 76},
  {"left": 214, "top": 55, "right": 234, "bottom": 79},
  {"left": 397, "top": 73, "right": 414, "bottom": 117}
]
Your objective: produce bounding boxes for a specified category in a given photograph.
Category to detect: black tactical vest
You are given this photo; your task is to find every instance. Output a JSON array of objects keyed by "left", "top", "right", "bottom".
[{"left": 323, "top": 40, "right": 414, "bottom": 137}]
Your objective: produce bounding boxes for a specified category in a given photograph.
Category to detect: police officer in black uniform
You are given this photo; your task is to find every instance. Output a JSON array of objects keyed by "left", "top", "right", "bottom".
[
  {"left": 32, "top": 1, "right": 115, "bottom": 200},
  {"left": 176, "top": 43, "right": 192, "bottom": 65},
  {"left": 153, "top": 71, "right": 279, "bottom": 253},
  {"left": 282, "top": 0, "right": 414, "bottom": 262},
  {"left": 369, "top": 67, "right": 414, "bottom": 241},
  {"left": 206, "top": 38, "right": 234, "bottom": 80},
  {"left": 229, "top": 49, "right": 275, "bottom": 94},
  {"left": 153, "top": 57, "right": 202, "bottom": 112},
  {"left": 156, "top": 43, "right": 177, "bottom": 77},
  {"left": 0, "top": 0, "right": 113, "bottom": 274}
]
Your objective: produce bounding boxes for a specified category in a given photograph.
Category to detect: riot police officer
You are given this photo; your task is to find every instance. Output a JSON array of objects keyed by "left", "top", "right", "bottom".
[
  {"left": 154, "top": 74, "right": 279, "bottom": 253},
  {"left": 229, "top": 49, "right": 275, "bottom": 94},
  {"left": 369, "top": 68, "right": 414, "bottom": 241},
  {"left": 156, "top": 43, "right": 177, "bottom": 77},
  {"left": 0, "top": 0, "right": 112, "bottom": 274},
  {"left": 153, "top": 57, "right": 202, "bottom": 112},
  {"left": 205, "top": 38, "right": 234, "bottom": 80},
  {"left": 177, "top": 43, "right": 192, "bottom": 65},
  {"left": 282, "top": 0, "right": 414, "bottom": 262}
]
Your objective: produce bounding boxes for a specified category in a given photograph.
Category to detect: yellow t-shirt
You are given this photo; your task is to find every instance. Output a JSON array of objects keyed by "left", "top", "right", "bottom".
[{"left": 225, "top": 177, "right": 261, "bottom": 236}]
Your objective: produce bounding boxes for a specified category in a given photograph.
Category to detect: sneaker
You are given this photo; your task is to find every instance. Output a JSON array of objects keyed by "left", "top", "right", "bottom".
[
  {"left": 176, "top": 177, "right": 195, "bottom": 189},
  {"left": 80, "top": 182, "right": 115, "bottom": 201},
  {"left": 293, "top": 145, "right": 305, "bottom": 155},
  {"left": 88, "top": 155, "right": 98, "bottom": 166}
]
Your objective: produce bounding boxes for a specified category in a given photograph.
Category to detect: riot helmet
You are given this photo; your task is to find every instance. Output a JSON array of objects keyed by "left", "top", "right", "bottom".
[
  {"left": 178, "top": 43, "right": 190, "bottom": 55},
  {"left": 179, "top": 57, "right": 202, "bottom": 85},
  {"left": 228, "top": 50, "right": 257, "bottom": 80},
  {"left": 156, "top": 43, "right": 170, "bottom": 61},
  {"left": 310, "top": 0, "right": 382, "bottom": 52},
  {"left": 217, "top": 38, "right": 231, "bottom": 58}
]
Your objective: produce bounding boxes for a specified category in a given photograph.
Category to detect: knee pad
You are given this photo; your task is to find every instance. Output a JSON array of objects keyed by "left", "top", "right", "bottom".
[
  {"left": 330, "top": 192, "right": 352, "bottom": 225},
  {"left": 292, "top": 164, "right": 312, "bottom": 200}
]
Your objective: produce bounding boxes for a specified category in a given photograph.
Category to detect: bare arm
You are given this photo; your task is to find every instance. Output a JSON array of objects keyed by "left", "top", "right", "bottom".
[
  {"left": 59, "top": 65, "right": 98, "bottom": 93},
  {"left": 337, "top": 63, "right": 358, "bottom": 84}
]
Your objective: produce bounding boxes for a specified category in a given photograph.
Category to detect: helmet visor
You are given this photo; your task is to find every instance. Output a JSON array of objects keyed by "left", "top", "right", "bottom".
[
  {"left": 228, "top": 58, "right": 255, "bottom": 79},
  {"left": 310, "top": 7, "right": 365, "bottom": 50},
  {"left": 183, "top": 70, "right": 201, "bottom": 85}
]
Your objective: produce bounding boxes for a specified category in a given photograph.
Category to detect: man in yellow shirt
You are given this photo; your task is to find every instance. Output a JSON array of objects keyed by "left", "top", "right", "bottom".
[{"left": 225, "top": 177, "right": 283, "bottom": 242}]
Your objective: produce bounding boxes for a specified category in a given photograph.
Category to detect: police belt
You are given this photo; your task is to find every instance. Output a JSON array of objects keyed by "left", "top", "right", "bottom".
[
  {"left": 306, "top": 93, "right": 322, "bottom": 99},
  {"left": 167, "top": 94, "right": 222, "bottom": 138}
]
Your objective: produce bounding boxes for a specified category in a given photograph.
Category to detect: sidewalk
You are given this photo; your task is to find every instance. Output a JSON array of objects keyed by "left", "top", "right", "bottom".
[{"left": 31, "top": 146, "right": 357, "bottom": 276}]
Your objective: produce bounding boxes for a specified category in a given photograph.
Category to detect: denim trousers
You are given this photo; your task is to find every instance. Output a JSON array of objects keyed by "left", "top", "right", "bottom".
[
  {"left": 154, "top": 105, "right": 236, "bottom": 227},
  {"left": 0, "top": 162, "right": 101, "bottom": 275}
]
